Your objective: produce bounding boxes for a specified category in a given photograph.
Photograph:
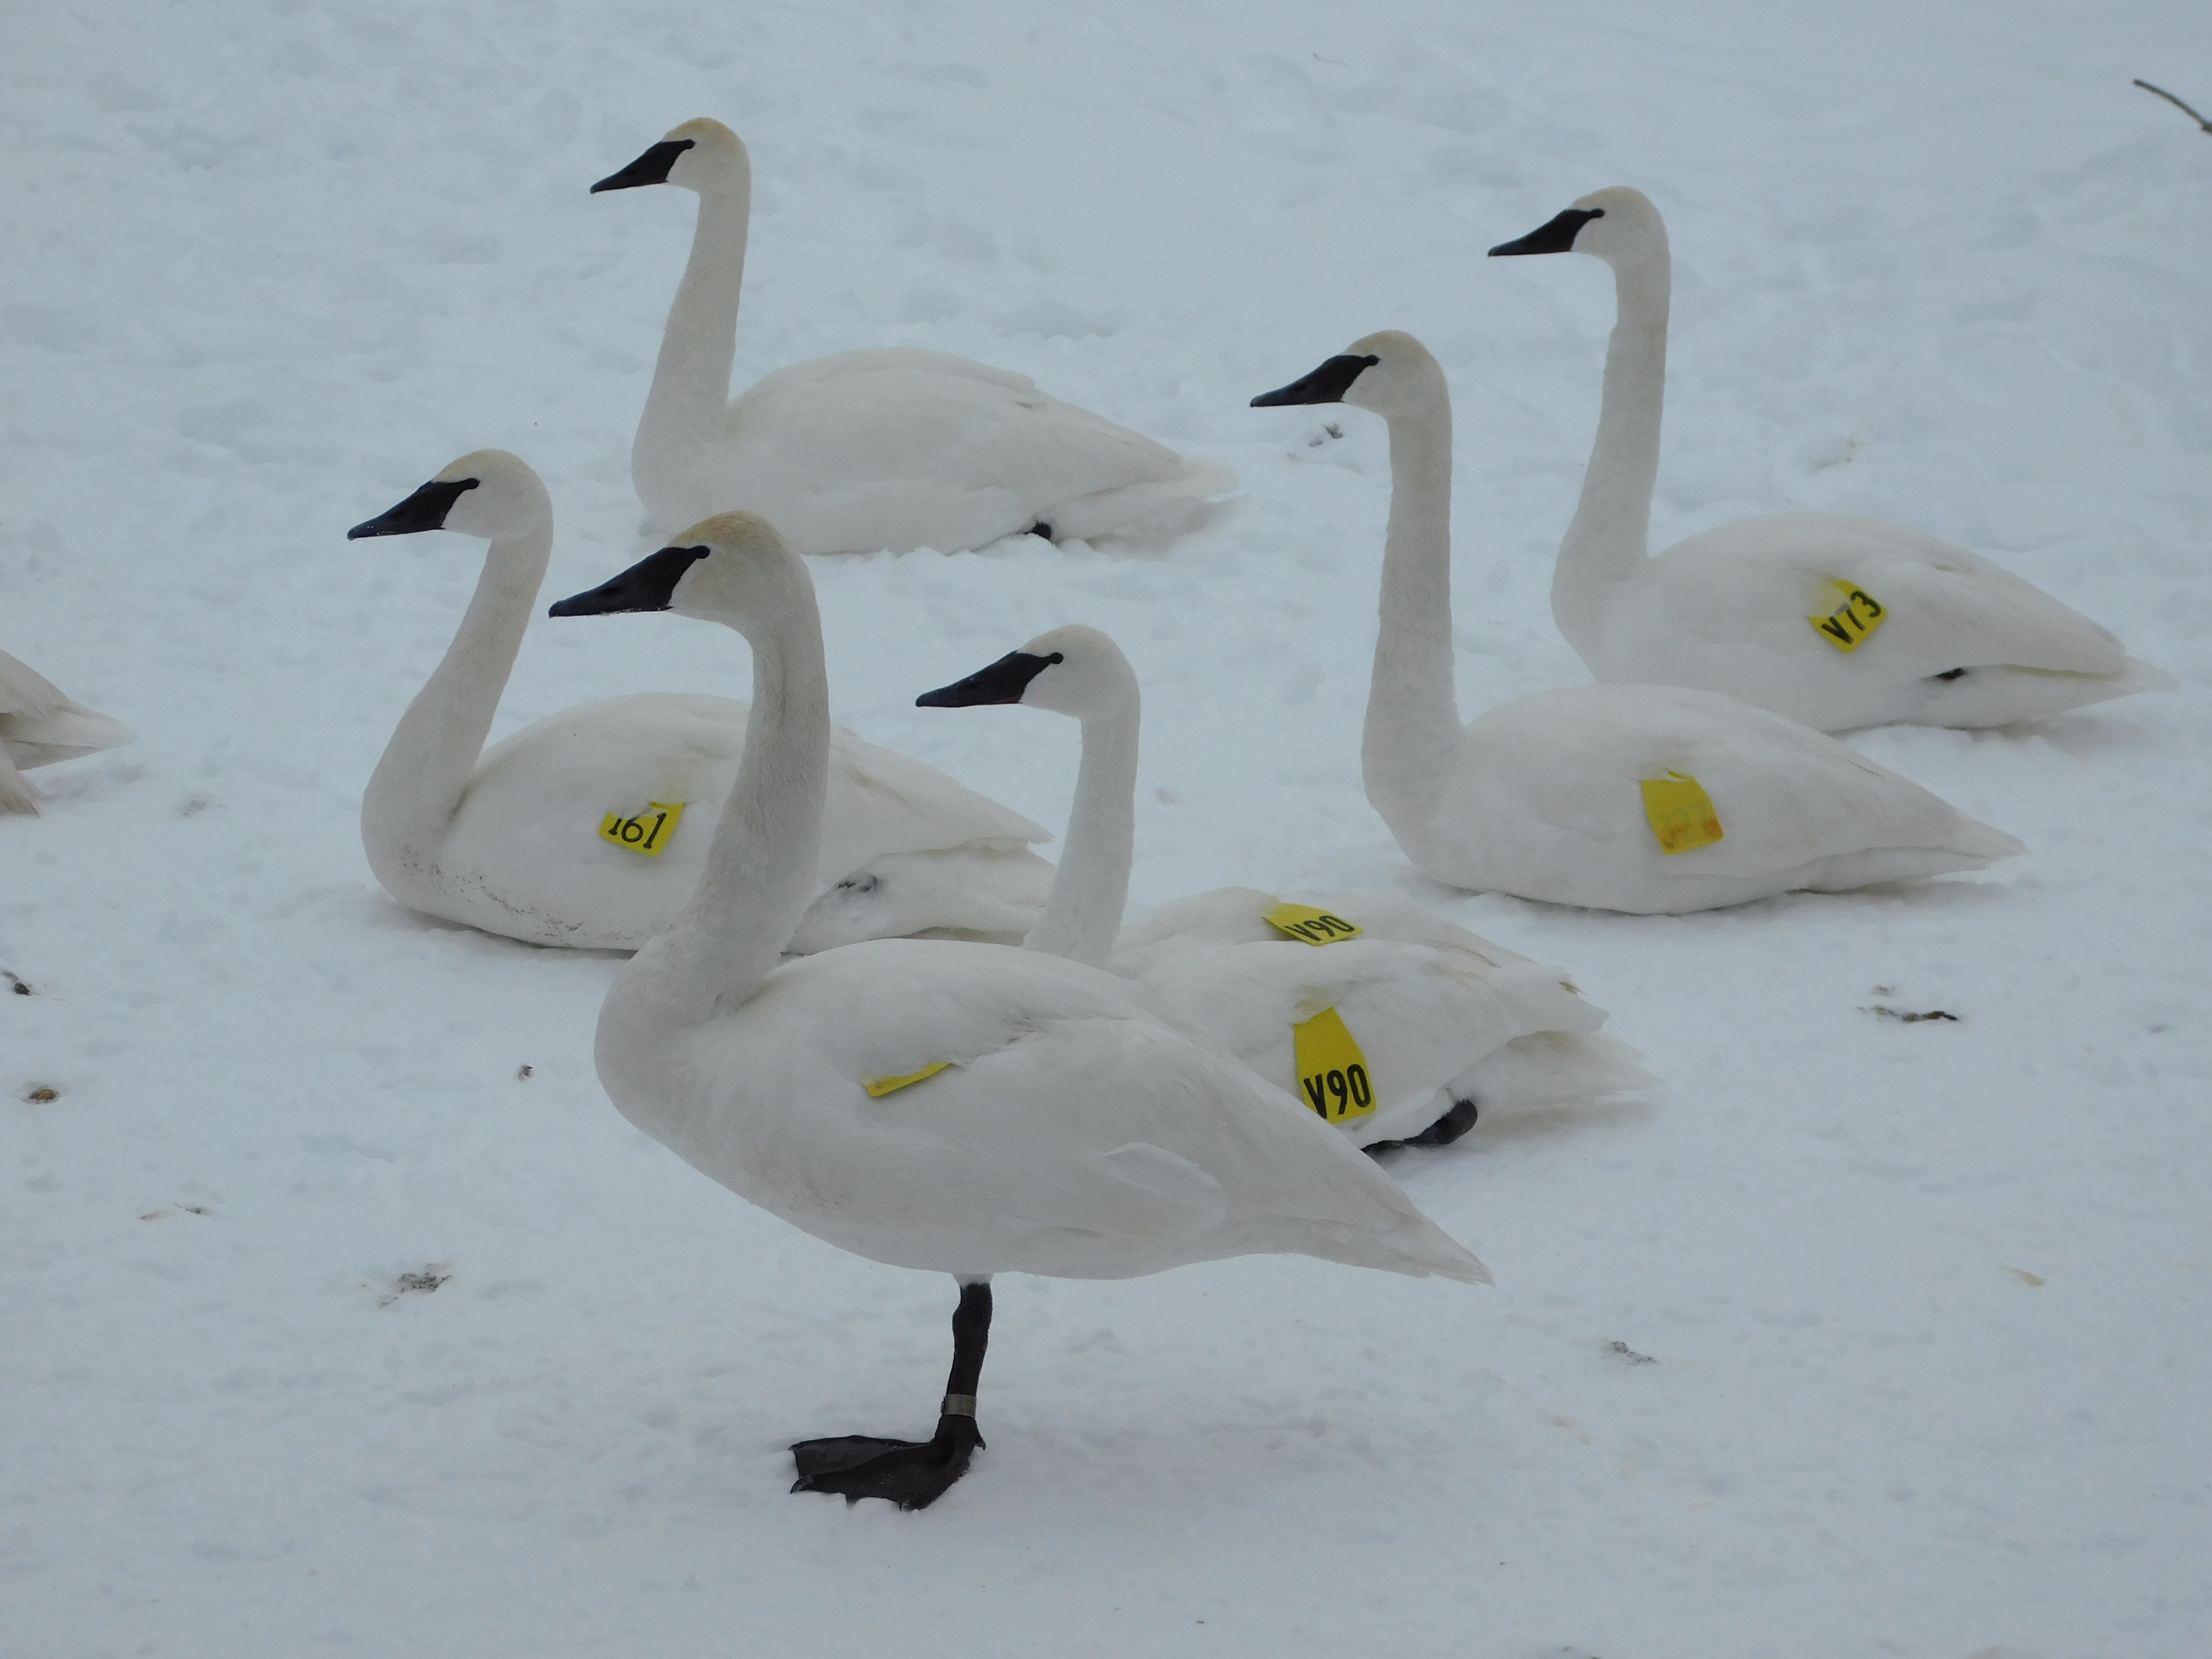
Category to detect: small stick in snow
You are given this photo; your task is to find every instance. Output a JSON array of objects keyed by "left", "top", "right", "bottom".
[{"left": 2134, "top": 79, "right": 2212, "bottom": 133}]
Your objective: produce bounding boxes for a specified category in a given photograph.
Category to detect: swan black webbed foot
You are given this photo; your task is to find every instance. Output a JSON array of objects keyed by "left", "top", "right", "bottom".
[
  {"left": 1029, "top": 521, "right": 1055, "bottom": 542},
  {"left": 1365, "top": 1096, "right": 1479, "bottom": 1156},
  {"left": 789, "top": 1278, "right": 993, "bottom": 1512},
  {"left": 790, "top": 1414, "right": 984, "bottom": 1510}
]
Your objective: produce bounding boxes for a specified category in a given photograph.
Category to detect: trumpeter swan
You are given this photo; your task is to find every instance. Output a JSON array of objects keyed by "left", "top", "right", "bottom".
[
  {"left": 1251, "top": 332, "right": 2027, "bottom": 914},
  {"left": 593, "top": 119, "right": 1236, "bottom": 552},
  {"left": 348, "top": 450, "right": 1050, "bottom": 950},
  {"left": 547, "top": 512, "right": 1486, "bottom": 1509},
  {"left": 918, "top": 624, "right": 1654, "bottom": 1146},
  {"left": 1489, "top": 188, "right": 2173, "bottom": 731},
  {"left": 0, "top": 649, "right": 132, "bottom": 815}
]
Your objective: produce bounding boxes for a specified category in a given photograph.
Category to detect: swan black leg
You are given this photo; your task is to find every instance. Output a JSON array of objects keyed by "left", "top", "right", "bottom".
[
  {"left": 1366, "top": 1096, "right": 1479, "bottom": 1155},
  {"left": 790, "top": 1278, "right": 991, "bottom": 1511}
]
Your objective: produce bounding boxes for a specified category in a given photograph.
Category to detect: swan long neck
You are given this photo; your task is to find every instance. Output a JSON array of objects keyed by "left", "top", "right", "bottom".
[
  {"left": 634, "top": 174, "right": 751, "bottom": 524},
  {"left": 1554, "top": 246, "right": 1670, "bottom": 655},
  {"left": 361, "top": 522, "right": 551, "bottom": 901},
  {"left": 1026, "top": 682, "right": 1140, "bottom": 970},
  {"left": 621, "top": 568, "right": 830, "bottom": 1034},
  {"left": 1363, "top": 377, "right": 1464, "bottom": 836}
]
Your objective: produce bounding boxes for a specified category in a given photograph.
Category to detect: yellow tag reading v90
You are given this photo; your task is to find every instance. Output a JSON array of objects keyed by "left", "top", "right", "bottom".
[
  {"left": 1292, "top": 1007, "right": 1376, "bottom": 1125},
  {"left": 1262, "top": 902, "right": 1365, "bottom": 947},
  {"left": 599, "top": 801, "right": 685, "bottom": 857},
  {"left": 863, "top": 1062, "right": 951, "bottom": 1099},
  {"left": 1641, "top": 772, "right": 1724, "bottom": 855},
  {"left": 1808, "top": 579, "right": 1887, "bottom": 652}
]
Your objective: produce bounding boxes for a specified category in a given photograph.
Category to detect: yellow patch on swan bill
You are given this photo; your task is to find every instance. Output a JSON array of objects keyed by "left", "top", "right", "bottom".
[
  {"left": 599, "top": 801, "right": 685, "bottom": 856},
  {"left": 1263, "top": 902, "right": 1365, "bottom": 946},
  {"left": 1808, "top": 579, "right": 1887, "bottom": 652},
  {"left": 1642, "top": 772, "right": 1725, "bottom": 855},
  {"left": 1292, "top": 1008, "right": 1375, "bottom": 1125},
  {"left": 863, "top": 1061, "right": 953, "bottom": 1098}
]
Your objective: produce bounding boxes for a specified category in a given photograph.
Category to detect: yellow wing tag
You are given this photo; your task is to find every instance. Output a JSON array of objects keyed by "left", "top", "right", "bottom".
[
  {"left": 1292, "top": 1007, "right": 1376, "bottom": 1125},
  {"left": 1262, "top": 902, "right": 1365, "bottom": 946},
  {"left": 1808, "top": 580, "right": 1887, "bottom": 652},
  {"left": 599, "top": 801, "right": 685, "bottom": 857},
  {"left": 1642, "top": 772, "right": 1724, "bottom": 855},
  {"left": 863, "top": 1062, "right": 952, "bottom": 1099}
]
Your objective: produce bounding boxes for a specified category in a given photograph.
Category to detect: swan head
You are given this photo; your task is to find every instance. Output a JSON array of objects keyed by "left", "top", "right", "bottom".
[
  {"left": 916, "top": 625, "right": 1134, "bottom": 722},
  {"left": 590, "top": 118, "right": 747, "bottom": 196},
  {"left": 1488, "top": 186, "right": 1662, "bottom": 267},
  {"left": 1250, "top": 330, "right": 1443, "bottom": 420},
  {"left": 548, "top": 511, "right": 805, "bottom": 626},
  {"left": 347, "top": 450, "right": 548, "bottom": 543}
]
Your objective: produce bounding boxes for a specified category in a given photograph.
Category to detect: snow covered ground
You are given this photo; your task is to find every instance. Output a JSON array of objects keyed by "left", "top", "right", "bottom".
[{"left": 5, "top": 0, "right": 2211, "bottom": 1653}]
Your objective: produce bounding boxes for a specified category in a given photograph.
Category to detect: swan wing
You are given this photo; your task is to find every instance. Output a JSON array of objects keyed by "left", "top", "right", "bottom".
[
  {"left": 1654, "top": 513, "right": 2135, "bottom": 676},
  {"left": 1443, "top": 685, "right": 2021, "bottom": 897},
  {"left": 0, "top": 650, "right": 67, "bottom": 719},
  {"left": 719, "top": 350, "right": 1194, "bottom": 553},
  {"left": 656, "top": 941, "right": 1488, "bottom": 1283}
]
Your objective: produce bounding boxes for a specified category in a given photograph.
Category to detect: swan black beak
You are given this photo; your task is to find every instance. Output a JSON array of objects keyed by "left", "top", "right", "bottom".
[
  {"left": 348, "top": 477, "right": 479, "bottom": 540},
  {"left": 590, "top": 139, "right": 696, "bottom": 193},
  {"left": 1489, "top": 206, "right": 1604, "bottom": 257},
  {"left": 1250, "top": 353, "right": 1379, "bottom": 408},
  {"left": 916, "top": 651, "right": 1064, "bottom": 708},
  {"left": 548, "top": 544, "right": 711, "bottom": 616}
]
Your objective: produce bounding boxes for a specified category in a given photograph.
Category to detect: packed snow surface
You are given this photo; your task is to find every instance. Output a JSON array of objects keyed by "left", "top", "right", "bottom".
[{"left": 5, "top": 1, "right": 2210, "bottom": 1654}]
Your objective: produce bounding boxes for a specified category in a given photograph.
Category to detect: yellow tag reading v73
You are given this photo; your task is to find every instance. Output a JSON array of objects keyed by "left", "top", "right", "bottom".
[
  {"left": 1262, "top": 902, "right": 1365, "bottom": 947},
  {"left": 1641, "top": 772, "right": 1724, "bottom": 855},
  {"left": 863, "top": 1062, "right": 951, "bottom": 1099},
  {"left": 599, "top": 801, "right": 685, "bottom": 857},
  {"left": 1292, "top": 1007, "right": 1376, "bottom": 1125},
  {"left": 1808, "top": 580, "right": 1887, "bottom": 652}
]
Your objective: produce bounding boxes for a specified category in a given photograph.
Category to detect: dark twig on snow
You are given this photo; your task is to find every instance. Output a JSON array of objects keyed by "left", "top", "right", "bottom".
[{"left": 2134, "top": 79, "right": 2212, "bottom": 134}]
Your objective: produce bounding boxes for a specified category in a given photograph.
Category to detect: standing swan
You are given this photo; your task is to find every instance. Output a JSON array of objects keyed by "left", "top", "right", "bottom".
[
  {"left": 1489, "top": 188, "right": 2173, "bottom": 732},
  {"left": 593, "top": 119, "right": 1237, "bottom": 552},
  {"left": 349, "top": 450, "right": 1052, "bottom": 950},
  {"left": 0, "top": 649, "right": 133, "bottom": 815},
  {"left": 1252, "top": 333, "right": 2027, "bottom": 914},
  {"left": 549, "top": 513, "right": 1487, "bottom": 1510},
  {"left": 918, "top": 625, "right": 1653, "bottom": 1147}
]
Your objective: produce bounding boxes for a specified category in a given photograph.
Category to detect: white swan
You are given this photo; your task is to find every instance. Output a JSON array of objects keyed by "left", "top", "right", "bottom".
[
  {"left": 347, "top": 450, "right": 1052, "bottom": 950},
  {"left": 0, "top": 649, "right": 132, "bottom": 815},
  {"left": 1487, "top": 188, "right": 2173, "bottom": 732},
  {"left": 549, "top": 512, "right": 1487, "bottom": 1510},
  {"left": 916, "top": 625, "right": 1654, "bottom": 1147},
  {"left": 592, "top": 119, "right": 1237, "bottom": 552},
  {"left": 1252, "top": 332, "right": 2028, "bottom": 914}
]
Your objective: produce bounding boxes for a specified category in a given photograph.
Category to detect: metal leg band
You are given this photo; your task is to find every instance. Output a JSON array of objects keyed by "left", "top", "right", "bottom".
[{"left": 940, "top": 1394, "right": 978, "bottom": 1418}]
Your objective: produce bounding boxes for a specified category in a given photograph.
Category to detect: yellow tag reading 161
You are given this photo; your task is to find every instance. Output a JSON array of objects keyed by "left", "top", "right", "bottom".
[
  {"left": 864, "top": 1061, "right": 951, "bottom": 1098},
  {"left": 1808, "top": 579, "right": 1887, "bottom": 652},
  {"left": 1263, "top": 902, "right": 1365, "bottom": 947},
  {"left": 599, "top": 800, "right": 685, "bottom": 857},
  {"left": 1292, "top": 1007, "right": 1375, "bottom": 1124},
  {"left": 1641, "top": 772, "right": 1724, "bottom": 855}
]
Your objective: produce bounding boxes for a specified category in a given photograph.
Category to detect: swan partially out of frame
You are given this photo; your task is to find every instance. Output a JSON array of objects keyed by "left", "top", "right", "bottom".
[
  {"left": 548, "top": 512, "right": 1487, "bottom": 1511},
  {"left": 1488, "top": 187, "right": 2172, "bottom": 732},
  {"left": 1252, "top": 332, "right": 2026, "bottom": 914},
  {"left": 918, "top": 625, "right": 1653, "bottom": 1147},
  {"left": 347, "top": 450, "right": 1051, "bottom": 950},
  {"left": 0, "top": 649, "right": 132, "bottom": 815},
  {"left": 593, "top": 119, "right": 1236, "bottom": 553}
]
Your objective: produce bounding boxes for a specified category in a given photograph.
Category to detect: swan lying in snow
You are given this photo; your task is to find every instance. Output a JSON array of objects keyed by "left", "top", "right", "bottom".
[
  {"left": 1489, "top": 188, "right": 2173, "bottom": 732},
  {"left": 918, "top": 625, "right": 1654, "bottom": 1148},
  {"left": 549, "top": 512, "right": 1487, "bottom": 1511},
  {"left": 0, "top": 649, "right": 132, "bottom": 815},
  {"left": 593, "top": 118, "right": 1237, "bottom": 553},
  {"left": 347, "top": 450, "right": 1051, "bottom": 950},
  {"left": 1252, "top": 332, "right": 2027, "bottom": 914}
]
